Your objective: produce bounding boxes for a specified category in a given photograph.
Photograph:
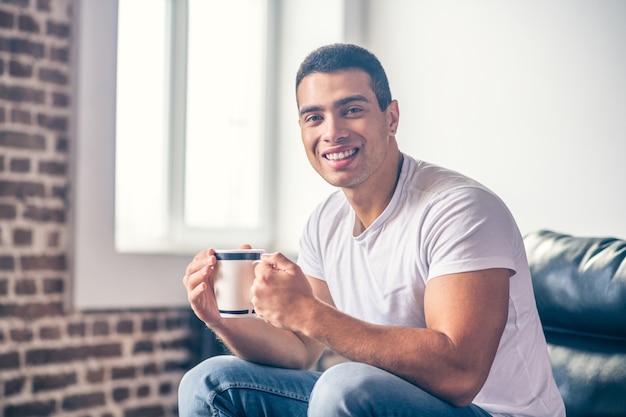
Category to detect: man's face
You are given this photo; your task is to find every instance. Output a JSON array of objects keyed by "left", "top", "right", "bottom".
[{"left": 297, "top": 69, "right": 398, "bottom": 190}]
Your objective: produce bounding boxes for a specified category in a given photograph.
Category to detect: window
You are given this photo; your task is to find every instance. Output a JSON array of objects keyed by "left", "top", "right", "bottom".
[
  {"left": 115, "top": 0, "right": 273, "bottom": 254},
  {"left": 74, "top": 0, "right": 349, "bottom": 308}
]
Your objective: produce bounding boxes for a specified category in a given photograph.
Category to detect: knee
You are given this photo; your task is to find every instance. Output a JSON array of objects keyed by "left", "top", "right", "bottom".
[
  {"left": 308, "top": 362, "right": 381, "bottom": 416},
  {"left": 178, "top": 355, "right": 240, "bottom": 408}
]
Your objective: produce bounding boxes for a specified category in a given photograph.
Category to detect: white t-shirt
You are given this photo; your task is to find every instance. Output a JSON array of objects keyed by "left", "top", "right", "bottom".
[{"left": 297, "top": 154, "right": 565, "bottom": 417}]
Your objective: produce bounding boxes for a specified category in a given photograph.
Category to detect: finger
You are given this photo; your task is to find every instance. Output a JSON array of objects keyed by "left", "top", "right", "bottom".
[
  {"left": 184, "top": 263, "right": 213, "bottom": 292},
  {"left": 260, "top": 252, "right": 293, "bottom": 271},
  {"left": 239, "top": 243, "right": 252, "bottom": 250},
  {"left": 188, "top": 280, "right": 208, "bottom": 300},
  {"left": 192, "top": 248, "right": 214, "bottom": 261},
  {"left": 186, "top": 252, "right": 216, "bottom": 279}
]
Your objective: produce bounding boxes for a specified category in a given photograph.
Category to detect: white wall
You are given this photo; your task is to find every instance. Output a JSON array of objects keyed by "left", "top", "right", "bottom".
[
  {"left": 73, "top": 1, "right": 191, "bottom": 309},
  {"left": 73, "top": 0, "right": 626, "bottom": 309},
  {"left": 365, "top": 0, "right": 626, "bottom": 239}
]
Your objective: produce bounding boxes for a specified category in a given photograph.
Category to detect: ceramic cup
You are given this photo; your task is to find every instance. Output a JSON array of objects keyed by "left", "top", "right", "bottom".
[{"left": 213, "top": 249, "right": 264, "bottom": 317}]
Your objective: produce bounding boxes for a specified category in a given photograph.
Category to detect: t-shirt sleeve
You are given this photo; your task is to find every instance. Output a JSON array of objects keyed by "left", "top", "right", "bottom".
[
  {"left": 423, "top": 186, "right": 519, "bottom": 281},
  {"left": 296, "top": 205, "right": 326, "bottom": 281}
]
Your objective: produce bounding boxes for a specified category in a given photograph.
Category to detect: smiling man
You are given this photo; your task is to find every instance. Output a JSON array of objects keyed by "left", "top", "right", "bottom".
[{"left": 179, "top": 44, "right": 565, "bottom": 417}]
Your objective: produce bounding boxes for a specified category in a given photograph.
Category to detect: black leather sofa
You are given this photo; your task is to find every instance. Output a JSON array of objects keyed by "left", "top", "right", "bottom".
[{"left": 524, "top": 230, "right": 626, "bottom": 417}]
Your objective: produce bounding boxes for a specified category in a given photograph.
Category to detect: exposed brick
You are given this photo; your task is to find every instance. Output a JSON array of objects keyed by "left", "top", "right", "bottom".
[
  {"left": 161, "top": 337, "right": 191, "bottom": 350},
  {"left": 0, "top": 302, "right": 63, "bottom": 319},
  {"left": 38, "top": 160, "right": 66, "bottom": 175},
  {"left": 0, "top": 35, "right": 44, "bottom": 57},
  {"left": 33, "top": 372, "right": 77, "bottom": 392},
  {"left": 37, "top": 113, "right": 68, "bottom": 131},
  {"left": 55, "top": 136, "right": 68, "bottom": 152},
  {"left": 4, "top": 400, "right": 56, "bottom": 417},
  {"left": 112, "top": 366, "right": 136, "bottom": 380},
  {"left": 137, "top": 385, "right": 150, "bottom": 397},
  {"left": 50, "top": 46, "right": 69, "bottom": 63},
  {"left": 0, "top": 203, "right": 17, "bottom": 219},
  {"left": 124, "top": 405, "right": 165, "bottom": 417},
  {"left": 39, "top": 325, "right": 61, "bottom": 340},
  {"left": 142, "top": 318, "right": 158, "bottom": 332},
  {"left": 38, "top": 67, "right": 68, "bottom": 85},
  {"left": 0, "top": 84, "right": 46, "bottom": 103},
  {"left": 10, "top": 327, "right": 34, "bottom": 342},
  {"left": 117, "top": 319, "right": 134, "bottom": 334},
  {"left": 1, "top": 0, "right": 29, "bottom": 8},
  {"left": 113, "top": 387, "right": 130, "bottom": 402},
  {"left": 0, "top": 351, "right": 20, "bottom": 369},
  {"left": 47, "top": 231, "right": 61, "bottom": 247},
  {"left": 0, "top": 255, "right": 16, "bottom": 271},
  {"left": 93, "top": 320, "right": 109, "bottom": 336},
  {"left": 0, "top": 11, "right": 15, "bottom": 29},
  {"left": 9, "top": 59, "right": 33, "bottom": 77},
  {"left": 143, "top": 363, "right": 158, "bottom": 375},
  {"left": 165, "top": 316, "right": 185, "bottom": 330},
  {"left": 4, "top": 376, "right": 25, "bottom": 396},
  {"left": 20, "top": 254, "right": 66, "bottom": 270},
  {"left": 51, "top": 184, "right": 68, "bottom": 200},
  {"left": 86, "top": 368, "right": 104, "bottom": 384},
  {"left": 37, "top": 0, "right": 51, "bottom": 12},
  {"left": 165, "top": 359, "right": 190, "bottom": 372},
  {"left": 47, "top": 20, "right": 70, "bottom": 38},
  {"left": 43, "top": 277, "right": 64, "bottom": 294},
  {"left": 26, "top": 343, "right": 122, "bottom": 365},
  {"left": 18, "top": 14, "right": 40, "bottom": 33},
  {"left": 0, "top": 181, "right": 46, "bottom": 199},
  {"left": 52, "top": 91, "right": 69, "bottom": 107},
  {"left": 11, "top": 108, "right": 32, "bottom": 124},
  {"left": 68, "top": 322, "right": 85, "bottom": 337},
  {"left": 10, "top": 157, "right": 30, "bottom": 172},
  {"left": 0, "top": 131, "right": 46, "bottom": 150},
  {"left": 13, "top": 228, "right": 32, "bottom": 245},
  {"left": 62, "top": 391, "right": 105, "bottom": 411},
  {"left": 15, "top": 278, "right": 36, "bottom": 295},
  {"left": 158, "top": 382, "right": 172, "bottom": 396},
  {"left": 133, "top": 339, "right": 154, "bottom": 354}
]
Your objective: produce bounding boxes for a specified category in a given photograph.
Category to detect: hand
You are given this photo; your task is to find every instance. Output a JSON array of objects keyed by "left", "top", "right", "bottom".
[
  {"left": 183, "top": 244, "right": 252, "bottom": 327},
  {"left": 251, "top": 252, "right": 315, "bottom": 331}
]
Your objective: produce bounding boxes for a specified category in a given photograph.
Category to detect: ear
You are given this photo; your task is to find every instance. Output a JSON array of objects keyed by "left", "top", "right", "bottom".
[{"left": 387, "top": 100, "right": 400, "bottom": 134}]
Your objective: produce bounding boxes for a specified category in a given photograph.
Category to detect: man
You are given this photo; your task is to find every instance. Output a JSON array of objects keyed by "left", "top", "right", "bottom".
[{"left": 179, "top": 43, "right": 565, "bottom": 417}]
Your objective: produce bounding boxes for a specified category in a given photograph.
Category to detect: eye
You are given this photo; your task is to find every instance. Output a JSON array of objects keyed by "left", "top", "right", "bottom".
[
  {"left": 304, "top": 114, "right": 322, "bottom": 124},
  {"left": 345, "top": 107, "right": 363, "bottom": 116}
]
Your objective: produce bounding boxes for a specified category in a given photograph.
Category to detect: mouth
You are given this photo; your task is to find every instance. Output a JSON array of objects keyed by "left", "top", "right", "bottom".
[{"left": 323, "top": 148, "right": 358, "bottom": 161}]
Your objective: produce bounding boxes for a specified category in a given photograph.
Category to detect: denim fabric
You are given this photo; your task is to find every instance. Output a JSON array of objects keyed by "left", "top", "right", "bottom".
[{"left": 178, "top": 356, "right": 493, "bottom": 417}]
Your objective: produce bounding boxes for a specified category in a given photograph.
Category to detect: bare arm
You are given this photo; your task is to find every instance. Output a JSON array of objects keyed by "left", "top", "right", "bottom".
[
  {"left": 183, "top": 248, "right": 325, "bottom": 369},
  {"left": 253, "top": 253, "right": 510, "bottom": 407}
]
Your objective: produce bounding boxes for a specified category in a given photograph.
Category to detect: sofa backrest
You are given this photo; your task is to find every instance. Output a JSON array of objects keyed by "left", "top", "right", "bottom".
[{"left": 524, "top": 230, "right": 626, "bottom": 417}]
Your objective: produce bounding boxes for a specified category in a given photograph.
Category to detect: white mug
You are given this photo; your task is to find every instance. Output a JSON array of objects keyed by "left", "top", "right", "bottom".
[{"left": 213, "top": 249, "right": 264, "bottom": 317}]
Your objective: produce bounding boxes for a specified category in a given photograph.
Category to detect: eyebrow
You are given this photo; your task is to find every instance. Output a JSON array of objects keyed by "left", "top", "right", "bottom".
[{"left": 299, "top": 94, "right": 371, "bottom": 117}]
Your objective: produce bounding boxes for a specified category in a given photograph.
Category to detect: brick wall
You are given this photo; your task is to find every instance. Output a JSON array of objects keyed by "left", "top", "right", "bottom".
[{"left": 0, "top": 1, "right": 202, "bottom": 416}]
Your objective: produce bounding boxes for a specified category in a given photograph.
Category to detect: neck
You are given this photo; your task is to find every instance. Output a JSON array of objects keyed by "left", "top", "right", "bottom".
[{"left": 344, "top": 145, "right": 403, "bottom": 233}]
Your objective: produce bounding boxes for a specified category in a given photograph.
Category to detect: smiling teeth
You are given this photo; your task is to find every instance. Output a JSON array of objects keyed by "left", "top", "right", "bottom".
[{"left": 326, "top": 149, "right": 356, "bottom": 160}]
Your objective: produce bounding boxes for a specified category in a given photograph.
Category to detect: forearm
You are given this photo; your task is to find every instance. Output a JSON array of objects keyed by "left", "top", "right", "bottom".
[
  {"left": 209, "top": 316, "right": 324, "bottom": 370},
  {"left": 295, "top": 299, "right": 487, "bottom": 406}
]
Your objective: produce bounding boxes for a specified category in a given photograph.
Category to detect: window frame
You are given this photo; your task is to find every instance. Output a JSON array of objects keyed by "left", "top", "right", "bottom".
[{"left": 115, "top": 0, "right": 277, "bottom": 255}]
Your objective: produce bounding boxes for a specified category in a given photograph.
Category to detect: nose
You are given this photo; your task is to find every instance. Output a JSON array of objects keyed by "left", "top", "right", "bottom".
[{"left": 321, "top": 115, "right": 349, "bottom": 143}]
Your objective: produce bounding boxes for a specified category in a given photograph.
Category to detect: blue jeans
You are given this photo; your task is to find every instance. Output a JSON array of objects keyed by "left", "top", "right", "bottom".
[{"left": 178, "top": 355, "right": 493, "bottom": 417}]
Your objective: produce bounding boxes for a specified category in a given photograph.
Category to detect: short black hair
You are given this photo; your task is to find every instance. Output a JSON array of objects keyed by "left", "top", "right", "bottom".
[{"left": 295, "top": 43, "right": 392, "bottom": 111}]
